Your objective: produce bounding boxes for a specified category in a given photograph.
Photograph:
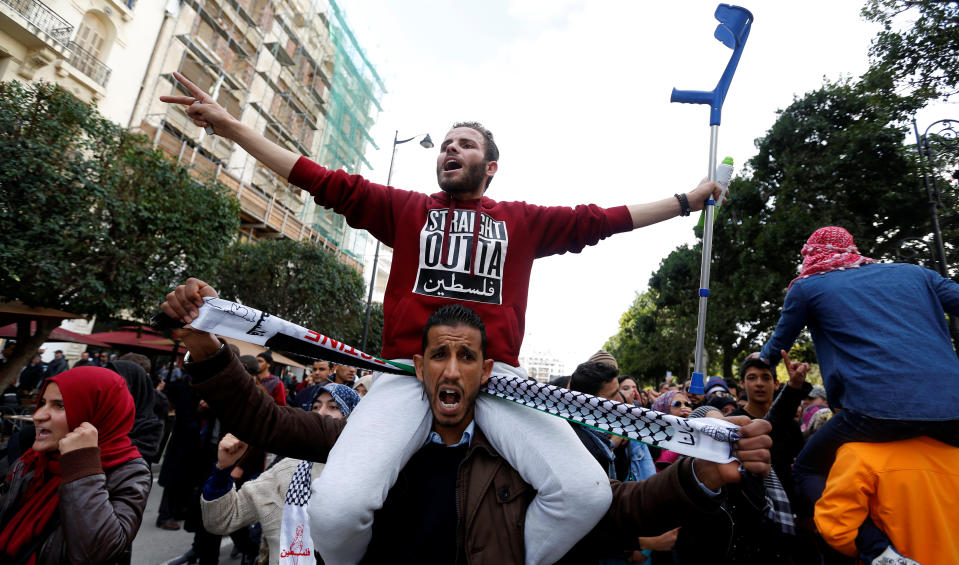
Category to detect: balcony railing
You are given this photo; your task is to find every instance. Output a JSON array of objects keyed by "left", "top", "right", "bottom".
[
  {"left": 67, "top": 41, "right": 111, "bottom": 87},
  {"left": 0, "top": 0, "right": 73, "bottom": 46}
]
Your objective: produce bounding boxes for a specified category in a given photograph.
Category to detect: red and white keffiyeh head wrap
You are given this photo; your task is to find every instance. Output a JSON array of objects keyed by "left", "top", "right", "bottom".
[{"left": 788, "top": 226, "right": 877, "bottom": 290}]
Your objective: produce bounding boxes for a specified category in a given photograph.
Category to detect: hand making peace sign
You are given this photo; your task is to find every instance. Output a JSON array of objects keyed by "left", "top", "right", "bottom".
[{"left": 159, "top": 72, "right": 237, "bottom": 137}]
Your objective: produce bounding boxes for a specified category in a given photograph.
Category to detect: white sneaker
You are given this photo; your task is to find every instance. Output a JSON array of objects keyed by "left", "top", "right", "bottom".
[{"left": 872, "top": 546, "right": 921, "bottom": 565}]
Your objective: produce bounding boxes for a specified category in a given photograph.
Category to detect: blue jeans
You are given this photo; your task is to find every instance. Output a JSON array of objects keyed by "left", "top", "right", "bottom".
[{"left": 793, "top": 409, "right": 959, "bottom": 508}]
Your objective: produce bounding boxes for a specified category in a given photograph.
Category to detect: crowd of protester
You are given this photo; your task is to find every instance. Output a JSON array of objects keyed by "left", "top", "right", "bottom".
[
  {"left": 0, "top": 325, "right": 955, "bottom": 564},
  {"left": 2, "top": 227, "right": 958, "bottom": 565},
  {"left": 0, "top": 332, "right": 955, "bottom": 564}
]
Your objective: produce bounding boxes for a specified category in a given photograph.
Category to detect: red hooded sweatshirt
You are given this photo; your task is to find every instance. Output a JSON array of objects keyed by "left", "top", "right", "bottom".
[{"left": 289, "top": 157, "right": 633, "bottom": 366}]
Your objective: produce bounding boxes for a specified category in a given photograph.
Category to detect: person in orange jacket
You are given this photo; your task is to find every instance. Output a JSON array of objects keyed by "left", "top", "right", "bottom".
[{"left": 814, "top": 437, "right": 959, "bottom": 565}]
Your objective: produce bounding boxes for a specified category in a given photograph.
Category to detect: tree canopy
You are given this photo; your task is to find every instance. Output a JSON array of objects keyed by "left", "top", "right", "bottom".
[
  {"left": 608, "top": 78, "right": 932, "bottom": 381},
  {"left": 863, "top": 0, "right": 959, "bottom": 101},
  {"left": 214, "top": 238, "right": 383, "bottom": 356},
  {"left": 0, "top": 81, "right": 239, "bottom": 388}
]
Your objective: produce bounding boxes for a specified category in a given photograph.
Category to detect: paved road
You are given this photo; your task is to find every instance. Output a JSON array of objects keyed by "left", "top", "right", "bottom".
[{"left": 131, "top": 468, "right": 236, "bottom": 565}]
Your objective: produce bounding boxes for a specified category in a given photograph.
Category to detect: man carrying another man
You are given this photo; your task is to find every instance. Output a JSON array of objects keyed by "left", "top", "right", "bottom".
[
  {"left": 162, "top": 283, "right": 772, "bottom": 563},
  {"left": 161, "top": 72, "right": 722, "bottom": 564}
]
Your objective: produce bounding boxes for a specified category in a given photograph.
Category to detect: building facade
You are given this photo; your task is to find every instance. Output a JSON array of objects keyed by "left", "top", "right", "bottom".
[
  {"left": 1, "top": 0, "right": 384, "bottom": 270},
  {"left": 0, "top": 0, "right": 165, "bottom": 118},
  {"left": 519, "top": 348, "right": 568, "bottom": 383}
]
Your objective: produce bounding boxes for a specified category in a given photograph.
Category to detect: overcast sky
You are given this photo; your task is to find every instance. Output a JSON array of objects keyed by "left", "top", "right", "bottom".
[{"left": 334, "top": 0, "right": 954, "bottom": 373}]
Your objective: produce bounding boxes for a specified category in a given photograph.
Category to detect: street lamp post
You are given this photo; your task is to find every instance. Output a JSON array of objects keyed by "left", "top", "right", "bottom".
[
  {"left": 912, "top": 118, "right": 959, "bottom": 348},
  {"left": 360, "top": 130, "right": 433, "bottom": 352}
]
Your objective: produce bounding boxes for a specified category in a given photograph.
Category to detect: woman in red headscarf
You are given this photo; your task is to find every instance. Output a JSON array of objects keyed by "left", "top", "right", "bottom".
[{"left": 0, "top": 366, "right": 152, "bottom": 564}]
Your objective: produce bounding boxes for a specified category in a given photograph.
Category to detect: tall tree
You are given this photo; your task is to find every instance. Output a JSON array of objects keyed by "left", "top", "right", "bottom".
[
  {"left": 606, "top": 248, "right": 699, "bottom": 385},
  {"left": 608, "top": 77, "right": 931, "bottom": 380},
  {"left": 862, "top": 0, "right": 959, "bottom": 100},
  {"left": 0, "top": 81, "right": 239, "bottom": 388},
  {"left": 213, "top": 238, "right": 382, "bottom": 356},
  {"left": 709, "top": 77, "right": 929, "bottom": 375}
]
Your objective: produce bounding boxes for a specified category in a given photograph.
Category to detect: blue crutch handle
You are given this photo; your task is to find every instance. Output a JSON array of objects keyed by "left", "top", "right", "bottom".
[
  {"left": 669, "top": 89, "right": 713, "bottom": 105},
  {"left": 670, "top": 4, "right": 753, "bottom": 126}
]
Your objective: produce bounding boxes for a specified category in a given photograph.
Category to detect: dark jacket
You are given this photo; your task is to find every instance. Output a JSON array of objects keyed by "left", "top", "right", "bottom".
[
  {"left": 765, "top": 381, "right": 809, "bottom": 506},
  {"left": 17, "top": 361, "right": 45, "bottom": 391},
  {"left": 185, "top": 345, "right": 723, "bottom": 563},
  {"left": 729, "top": 384, "right": 806, "bottom": 506},
  {"left": 45, "top": 356, "right": 69, "bottom": 378},
  {"left": 0, "top": 447, "right": 152, "bottom": 565},
  {"left": 158, "top": 375, "right": 205, "bottom": 489}
]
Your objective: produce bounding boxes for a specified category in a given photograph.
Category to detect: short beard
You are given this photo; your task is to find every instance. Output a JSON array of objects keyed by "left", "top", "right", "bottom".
[{"left": 437, "top": 160, "right": 487, "bottom": 195}]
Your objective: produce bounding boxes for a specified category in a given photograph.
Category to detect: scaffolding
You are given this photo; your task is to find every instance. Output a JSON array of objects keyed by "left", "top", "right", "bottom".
[
  {"left": 307, "top": 0, "right": 385, "bottom": 260},
  {"left": 131, "top": 0, "right": 384, "bottom": 268}
]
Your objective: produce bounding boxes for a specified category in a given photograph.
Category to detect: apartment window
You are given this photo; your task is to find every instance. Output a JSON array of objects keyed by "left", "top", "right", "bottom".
[
  {"left": 69, "top": 12, "right": 112, "bottom": 86},
  {"left": 75, "top": 14, "right": 106, "bottom": 60}
]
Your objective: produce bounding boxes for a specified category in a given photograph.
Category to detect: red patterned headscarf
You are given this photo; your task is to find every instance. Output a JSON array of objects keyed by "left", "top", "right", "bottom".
[
  {"left": 0, "top": 367, "right": 140, "bottom": 564},
  {"left": 788, "top": 226, "right": 877, "bottom": 290}
]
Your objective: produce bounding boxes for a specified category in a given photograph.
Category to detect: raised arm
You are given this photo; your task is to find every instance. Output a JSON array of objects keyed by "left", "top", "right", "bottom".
[
  {"left": 759, "top": 285, "right": 810, "bottom": 366},
  {"left": 930, "top": 266, "right": 959, "bottom": 317},
  {"left": 627, "top": 178, "right": 722, "bottom": 229},
  {"left": 161, "top": 278, "right": 345, "bottom": 461},
  {"left": 159, "top": 72, "right": 300, "bottom": 179},
  {"left": 767, "top": 349, "right": 811, "bottom": 425}
]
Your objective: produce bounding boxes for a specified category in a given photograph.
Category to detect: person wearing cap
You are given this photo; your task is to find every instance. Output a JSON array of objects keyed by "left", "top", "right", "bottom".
[
  {"left": 587, "top": 349, "right": 618, "bottom": 369},
  {"left": 353, "top": 374, "right": 373, "bottom": 397},
  {"left": 703, "top": 376, "right": 731, "bottom": 402},
  {"left": 801, "top": 385, "right": 827, "bottom": 414},
  {"left": 201, "top": 383, "right": 362, "bottom": 565},
  {"left": 801, "top": 405, "right": 830, "bottom": 435},
  {"left": 759, "top": 226, "right": 959, "bottom": 563},
  {"left": 255, "top": 351, "right": 286, "bottom": 406}
]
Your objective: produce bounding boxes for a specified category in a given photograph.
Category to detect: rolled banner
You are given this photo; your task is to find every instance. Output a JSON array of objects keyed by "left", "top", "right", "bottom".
[
  {"left": 189, "top": 297, "right": 413, "bottom": 375},
  {"left": 188, "top": 297, "right": 740, "bottom": 462}
]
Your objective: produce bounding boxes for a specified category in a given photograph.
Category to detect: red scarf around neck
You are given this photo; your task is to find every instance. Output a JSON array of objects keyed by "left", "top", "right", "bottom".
[{"left": 0, "top": 366, "right": 140, "bottom": 563}]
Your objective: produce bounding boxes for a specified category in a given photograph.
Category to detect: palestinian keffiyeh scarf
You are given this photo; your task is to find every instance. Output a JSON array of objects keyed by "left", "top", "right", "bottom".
[
  {"left": 788, "top": 226, "right": 877, "bottom": 290},
  {"left": 763, "top": 469, "right": 795, "bottom": 535},
  {"left": 278, "top": 384, "right": 360, "bottom": 564},
  {"left": 279, "top": 460, "right": 316, "bottom": 564},
  {"left": 185, "top": 297, "right": 741, "bottom": 463}
]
